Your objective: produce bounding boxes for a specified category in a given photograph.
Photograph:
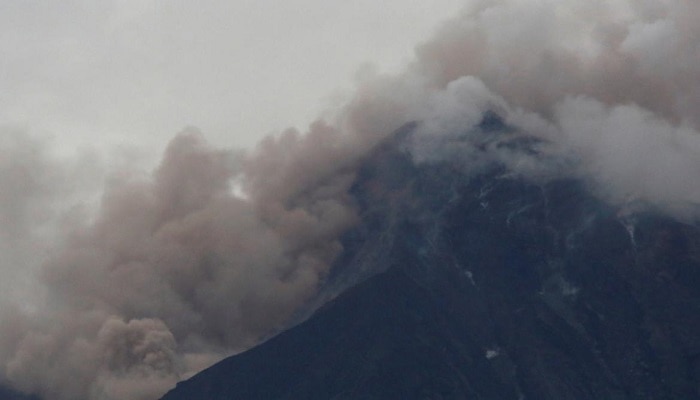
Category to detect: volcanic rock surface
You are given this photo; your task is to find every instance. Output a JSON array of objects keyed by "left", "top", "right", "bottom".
[{"left": 162, "top": 120, "right": 700, "bottom": 400}]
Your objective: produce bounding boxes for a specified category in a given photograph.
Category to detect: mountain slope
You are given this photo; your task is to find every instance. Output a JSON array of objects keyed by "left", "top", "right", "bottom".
[
  {"left": 161, "top": 122, "right": 700, "bottom": 400},
  {"left": 0, "top": 386, "right": 39, "bottom": 400}
]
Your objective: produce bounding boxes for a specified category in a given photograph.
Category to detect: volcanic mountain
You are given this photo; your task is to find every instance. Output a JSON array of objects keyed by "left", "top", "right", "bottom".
[
  {"left": 0, "top": 387, "right": 38, "bottom": 400},
  {"left": 159, "top": 117, "right": 700, "bottom": 400}
]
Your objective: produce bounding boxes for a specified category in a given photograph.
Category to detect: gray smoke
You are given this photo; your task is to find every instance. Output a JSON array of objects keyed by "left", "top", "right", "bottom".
[
  {"left": 1, "top": 129, "right": 359, "bottom": 400},
  {"left": 1, "top": 0, "right": 700, "bottom": 399},
  {"left": 407, "top": 0, "right": 700, "bottom": 219}
]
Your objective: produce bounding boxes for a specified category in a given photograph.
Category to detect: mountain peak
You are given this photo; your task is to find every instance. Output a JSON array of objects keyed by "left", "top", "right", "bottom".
[{"left": 161, "top": 128, "right": 700, "bottom": 399}]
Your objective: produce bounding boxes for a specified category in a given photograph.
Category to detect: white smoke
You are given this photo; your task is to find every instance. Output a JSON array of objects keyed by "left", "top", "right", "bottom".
[
  {"left": 1, "top": 0, "right": 699, "bottom": 399},
  {"left": 406, "top": 0, "right": 700, "bottom": 220}
]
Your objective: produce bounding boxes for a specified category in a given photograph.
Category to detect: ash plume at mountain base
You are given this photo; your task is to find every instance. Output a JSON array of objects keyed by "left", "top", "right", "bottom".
[{"left": 1, "top": 1, "right": 699, "bottom": 399}]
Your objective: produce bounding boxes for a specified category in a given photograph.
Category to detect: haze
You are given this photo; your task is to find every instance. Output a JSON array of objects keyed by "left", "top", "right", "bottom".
[{"left": 0, "top": 0, "right": 464, "bottom": 158}]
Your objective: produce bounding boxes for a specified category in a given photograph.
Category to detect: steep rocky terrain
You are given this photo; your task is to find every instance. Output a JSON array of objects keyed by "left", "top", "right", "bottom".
[
  {"left": 0, "top": 386, "right": 39, "bottom": 400},
  {"left": 162, "top": 119, "right": 700, "bottom": 399}
]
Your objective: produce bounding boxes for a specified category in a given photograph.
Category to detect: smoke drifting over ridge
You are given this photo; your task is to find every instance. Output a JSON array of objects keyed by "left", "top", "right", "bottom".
[{"left": 1, "top": 1, "right": 700, "bottom": 399}]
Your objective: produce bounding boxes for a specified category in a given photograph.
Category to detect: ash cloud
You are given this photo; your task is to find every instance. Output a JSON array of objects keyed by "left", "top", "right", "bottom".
[
  {"left": 1, "top": 129, "right": 359, "bottom": 400},
  {"left": 2, "top": 0, "right": 700, "bottom": 399},
  {"left": 405, "top": 0, "right": 700, "bottom": 220}
]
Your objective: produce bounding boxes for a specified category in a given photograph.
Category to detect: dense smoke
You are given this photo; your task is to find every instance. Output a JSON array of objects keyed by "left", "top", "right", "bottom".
[
  {"left": 1, "top": 129, "right": 358, "bottom": 400},
  {"left": 408, "top": 0, "right": 700, "bottom": 218},
  {"left": 1, "top": 0, "right": 699, "bottom": 399}
]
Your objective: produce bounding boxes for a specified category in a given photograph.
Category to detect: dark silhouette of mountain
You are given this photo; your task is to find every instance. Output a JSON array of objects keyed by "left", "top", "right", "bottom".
[
  {"left": 0, "top": 386, "right": 39, "bottom": 400},
  {"left": 162, "top": 119, "right": 700, "bottom": 399}
]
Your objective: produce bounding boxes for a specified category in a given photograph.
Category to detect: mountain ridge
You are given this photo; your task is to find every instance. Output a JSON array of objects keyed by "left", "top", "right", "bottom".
[{"left": 161, "top": 119, "right": 700, "bottom": 399}]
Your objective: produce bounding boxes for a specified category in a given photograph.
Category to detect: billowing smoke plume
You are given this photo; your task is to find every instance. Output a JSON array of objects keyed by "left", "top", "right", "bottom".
[
  {"left": 407, "top": 0, "right": 700, "bottom": 218},
  {"left": 0, "top": 129, "right": 358, "bottom": 400},
  {"left": 1, "top": 0, "right": 700, "bottom": 399}
]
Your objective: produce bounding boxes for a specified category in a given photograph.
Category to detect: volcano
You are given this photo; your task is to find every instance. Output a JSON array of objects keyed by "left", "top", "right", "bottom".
[
  {"left": 0, "top": 387, "right": 38, "bottom": 400},
  {"left": 159, "top": 117, "right": 700, "bottom": 400}
]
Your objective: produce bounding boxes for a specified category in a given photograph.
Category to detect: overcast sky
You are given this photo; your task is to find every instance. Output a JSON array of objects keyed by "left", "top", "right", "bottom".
[{"left": 0, "top": 0, "right": 464, "bottom": 159}]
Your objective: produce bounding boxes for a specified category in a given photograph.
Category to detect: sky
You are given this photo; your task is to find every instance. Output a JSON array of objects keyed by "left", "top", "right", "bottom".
[{"left": 0, "top": 0, "right": 464, "bottom": 159}]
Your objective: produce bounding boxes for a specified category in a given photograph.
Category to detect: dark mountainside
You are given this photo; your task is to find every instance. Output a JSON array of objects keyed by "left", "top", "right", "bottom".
[
  {"left": 0, "top": 387, "right": 39, "bottom": 400},
  {"left": 160, "top": 115, "right": 700, "bottom": 400}
]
